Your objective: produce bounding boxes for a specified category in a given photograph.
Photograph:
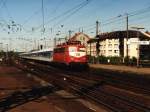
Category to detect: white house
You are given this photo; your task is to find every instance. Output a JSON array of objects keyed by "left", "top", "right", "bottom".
[{"left": 87, "top": 30, "right": 150, "bottom": 60}]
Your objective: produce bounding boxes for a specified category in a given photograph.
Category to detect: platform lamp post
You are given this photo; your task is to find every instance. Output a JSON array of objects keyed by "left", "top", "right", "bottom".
[
  {"left": 130, "top": 27, "right": 145, "bottom": 68},
  {"left": 0, "top": 43, "right": 3, "bottom": 51},
  {"left": 6, "top": 44, "right": 8, "bottom": 59}
]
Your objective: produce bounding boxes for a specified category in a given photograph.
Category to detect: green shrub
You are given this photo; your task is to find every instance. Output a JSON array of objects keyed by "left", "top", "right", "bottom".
[
  {"left": 108, "top": 56, "right": 122, "bottom": 64},
  {"left": 98, "top": 55, "right": 108, "bottom": 64},
  {"left": 129, "top": 57, "right": 137, "bottom": 65}
]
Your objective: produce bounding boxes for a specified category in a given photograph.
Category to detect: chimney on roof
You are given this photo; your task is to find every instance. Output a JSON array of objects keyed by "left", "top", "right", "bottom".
[{"left": 81, "top": 28, "right": 83, "bottom": 33}]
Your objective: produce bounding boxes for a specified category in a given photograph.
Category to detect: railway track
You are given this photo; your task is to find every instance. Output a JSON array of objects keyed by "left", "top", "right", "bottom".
[
  {"left": 0, "top": 85, "right": 56, "bottom": 112},
  {"left": 15, "top": 60, "right": 150, "bottom": 112},
  {"left": 60, "top": 68, "right": 150, "bottom": 96}
]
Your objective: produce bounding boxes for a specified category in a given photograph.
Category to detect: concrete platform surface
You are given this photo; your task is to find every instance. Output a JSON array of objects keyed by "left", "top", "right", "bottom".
[{"left": 90, "top": 64, "right": 150, "bottom": 75}]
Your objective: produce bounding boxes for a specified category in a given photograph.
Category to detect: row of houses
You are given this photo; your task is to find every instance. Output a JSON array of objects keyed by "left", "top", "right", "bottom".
[{"left": 68, "top": 30, "right": 150, "bottom": 60}]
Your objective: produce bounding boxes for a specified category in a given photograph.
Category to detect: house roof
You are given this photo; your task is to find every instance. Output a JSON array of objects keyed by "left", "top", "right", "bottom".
[
  {"left": 145, "top": 31, "right": 150, "bottom": 35},
  {"left": 87, "top": 38, "right": 99, "bottom": 43},
  {"left": 68, "top": 32, "right": 90, "bottom": 41},
  {"left": 87, "top": 30, "right": 150, "bottom": 43},
  {"left": 96, "top": 30, "right": 150, "bottom": 40},
  {"left": 141, "top": 31, "right": 150, "bottom": 38}
]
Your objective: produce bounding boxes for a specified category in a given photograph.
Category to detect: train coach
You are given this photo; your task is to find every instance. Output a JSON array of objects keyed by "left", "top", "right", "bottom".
[{"left": 20, "top": 48, "right": 53, "bottom": 62}]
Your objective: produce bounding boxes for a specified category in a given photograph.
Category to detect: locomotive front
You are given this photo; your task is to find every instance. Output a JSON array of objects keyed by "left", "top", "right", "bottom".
[{"left": 67, "top": 45, "right": 87, "bottom": 65}]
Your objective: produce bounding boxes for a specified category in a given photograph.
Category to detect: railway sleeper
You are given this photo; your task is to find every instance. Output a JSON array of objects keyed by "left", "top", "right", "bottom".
[{"left": 0, "top": 85, "right": 58, "bottom": 112}]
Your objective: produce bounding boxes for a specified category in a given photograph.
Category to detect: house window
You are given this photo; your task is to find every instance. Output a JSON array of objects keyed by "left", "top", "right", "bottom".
[
  {"left": 114, "top": 44, "right": 118, "bottom": 48},
  {"left": 104, "top": 45, "right": 106, "bottom": 48},
  {"left": 114, "top": 50, "right": 119, "bottom": 53},
  {"left": 83, "top": 37, "right": 85, "bottom": 41},
  {"left": 108, "top": 39, "right": 112, "bottom": 43},
  {"left": 114, "top": 39, "right": 118, "bottom": 42},
  {"left": 108, "top": 44, "right": 112, "bottom": 48},
  {"left": 108, "top": 50, "right": 112, "bottom": 53}
]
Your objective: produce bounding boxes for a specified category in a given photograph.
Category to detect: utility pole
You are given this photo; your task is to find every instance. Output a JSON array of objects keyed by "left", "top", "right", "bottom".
[
  {"left": 6, "top": 44, "right": 8, "bottom": 59},
  {"left": 38, "top": 40, "right": 40, "bottom": 50},
  {"left": 69, "top": 30, "right": 72, "bottom": 39},
  {"left": 126, "top": 13, "right": 129, "bottom": 65},
  {"left": 0, "top": 43, "right": 2, "bottom": 51},
  {"left": 96, "top": 21, "right": 99, "bottom": 35},
  {"left": 34, "top": 39, "right": 36, "bottom": 50},
  {"left": 54, "top": 38, "right": 56, "bottom": 47},
  {"left": 41, "top": 0, "right": 45, "bottom": 33},
  {"left": 82, "top": 27, "right": 83, "bottom": 33},
  {"left": 44, "top": 38, "right": 46, "bottom": 48},
  {"left": 96, "top": 20, "right": 100, "bottom": 64}
]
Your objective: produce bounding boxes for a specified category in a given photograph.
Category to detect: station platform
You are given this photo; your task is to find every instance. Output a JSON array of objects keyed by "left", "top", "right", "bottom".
[{"left": 89, "top": 64, "right": 150, "bottom": 75}]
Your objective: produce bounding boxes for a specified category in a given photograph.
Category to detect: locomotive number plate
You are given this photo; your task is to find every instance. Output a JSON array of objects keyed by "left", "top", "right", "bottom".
[{"left": 76, "top": 53, "right": 80, "bottom": 56}]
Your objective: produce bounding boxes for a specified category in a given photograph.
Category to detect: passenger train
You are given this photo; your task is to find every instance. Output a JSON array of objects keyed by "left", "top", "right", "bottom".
[{"left": 20, "top": 41, "right": 88, "bottom": 67}]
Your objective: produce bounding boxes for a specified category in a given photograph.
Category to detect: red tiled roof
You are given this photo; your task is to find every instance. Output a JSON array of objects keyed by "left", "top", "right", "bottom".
[
  {"left": 96, "top": 30, "right": 150, "bottom": 40},
  {"left": 146, "top": 32, "right": 150, "bottom": 35},
  {"left": 88, "top": 30, "right": 150, "bottom": 43},
  {"left": 68, "top": 32, "right": 90, "bottom": 41}
]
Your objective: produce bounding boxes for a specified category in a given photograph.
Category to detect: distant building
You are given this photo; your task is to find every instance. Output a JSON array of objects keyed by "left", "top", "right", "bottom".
[
  {"left": 87, "top": 38, "right": 98, "bottom": 56},
  {"left": 68, "top": 32, "right": 90, "bottom": 46},
  {"left": 68, "top": 32, "right": 91, "bottom": 55},
  {"left": 87, "top": 30, "right": 150, "bottom": 60}
]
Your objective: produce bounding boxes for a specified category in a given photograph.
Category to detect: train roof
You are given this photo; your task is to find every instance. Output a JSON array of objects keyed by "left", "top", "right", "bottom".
[
  {"left": 20, "top": 48, "right": 53, "bottom": 55},
  {"left": 55, "top": 41, "right": 83, "bottom": 48},
  {"left": 32, "top": 48, "right": 53, "bottom": 53}
]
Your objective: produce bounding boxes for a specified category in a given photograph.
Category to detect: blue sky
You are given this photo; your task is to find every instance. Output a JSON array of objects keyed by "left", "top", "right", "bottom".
[{"left": 0, "top": 0, "right": 150, "bottom": 51}]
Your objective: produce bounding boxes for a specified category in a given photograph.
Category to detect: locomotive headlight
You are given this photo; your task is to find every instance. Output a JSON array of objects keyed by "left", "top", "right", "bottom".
[
  {"left": 69, "top": 47, "right": 77, "bottom": 52},
  {"left": 63, "top": 77, "right": 66, "bottom": 81}
]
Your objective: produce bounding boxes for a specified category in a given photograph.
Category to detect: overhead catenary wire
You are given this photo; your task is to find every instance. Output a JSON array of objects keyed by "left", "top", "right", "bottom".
[
  {"left": 22, "top": 9, "right": 41, "bottom": 26},
  {"left": 52, "top": 0, "right": 92, "bottom": 28},
  {"left": 0, "top": 0, "right": 25, "bottom": 34},
  {"left": 101, "top": 6, "right": 150, "bottom": 27},
  {"left": 22, "top": 0, "right": 65, "bottom": 27},
  {"left": 41, "top": 0, "right": 45, "bottom": 33},
  {"left": 129, "top": 12, "right": 150, "bottom": 23},
  {"left": 60, "top": 6, "right": 150, "bottom": 37},
  {"left": 9, "top": 2, "right": 150, "bottom": 43},
  {"left": 53, "top": 5, "right": 150, "bottom": 37},
  {"left": 0, "top": 0, "right": 5, "bottom": 9},
  {"left": 34, "top": 0, "right": 92, "bottom": 31},
  {"left": 52, "top": 0, "right": 65, "bottom": 14},
  {"left": 1, "top": 0, "right": 13, "bottom": 20},
  {"left": 128, "top": 6, "right": 150, "bottom": 17},
  {"left": 129, "top": 14, "right": 150, "bottom": 26},
  {"left": 0, "top": 0, "right": 9, "bottom": 24},
  {"left": 48, "top": 6, "right": 150, "bottom": 38}
]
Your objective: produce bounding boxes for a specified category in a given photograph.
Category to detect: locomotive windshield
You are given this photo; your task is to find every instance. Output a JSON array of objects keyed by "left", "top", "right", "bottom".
[{"left": 69, "top": 47, "right": 77, "bottom": 52}]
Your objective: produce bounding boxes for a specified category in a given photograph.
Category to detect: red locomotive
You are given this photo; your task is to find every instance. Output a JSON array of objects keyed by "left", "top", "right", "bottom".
[{"left": 53, "top": 41, "right": 87, "bottom": 66}]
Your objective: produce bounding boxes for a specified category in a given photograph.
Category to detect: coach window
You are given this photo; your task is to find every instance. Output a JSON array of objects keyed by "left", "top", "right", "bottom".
[
  {"left": 54, "top": 48, "right": 65, "bottom": 53},
  {"left": 60, "top": 48, "right": 65, "bottom": 52},
  {"left": 54, "top": 49, "right": 58, "bottom": 53}
]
